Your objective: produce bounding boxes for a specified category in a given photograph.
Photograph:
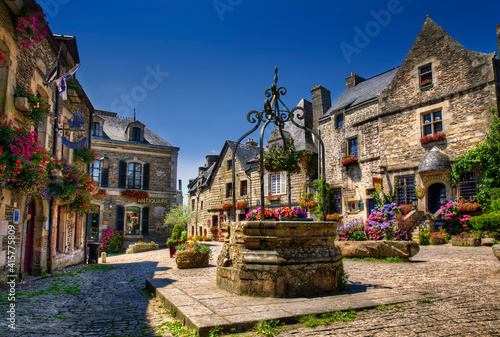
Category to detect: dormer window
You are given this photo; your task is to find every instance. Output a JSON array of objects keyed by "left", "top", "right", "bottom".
[
  {"left": 131, "top": 127, "right": 141, "bottom": 141},
  {"left": 419, "top": 64, "right": 433, "bottom": 88},
  {"left": 92, "top": 122, "right": 100, "bottom": 137},
  {"left": 335, "top": 114, "right": 344, "bottom": 129}
]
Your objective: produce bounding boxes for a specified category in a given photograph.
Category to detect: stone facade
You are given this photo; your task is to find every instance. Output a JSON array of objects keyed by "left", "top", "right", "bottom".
[
  {"left": 317, "top": 18, "right": 500, "bottom": 223},
  {"left": 0, "top": 0, "right": 94, "bottom": 282},
  {"left": 90, "top": 110, "right": 180, "bottom": 248}
]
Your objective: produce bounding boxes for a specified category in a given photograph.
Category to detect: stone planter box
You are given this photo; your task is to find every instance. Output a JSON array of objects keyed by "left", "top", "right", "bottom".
[
  {"left": 217, "top": 220, "right": 342, "bottom": 298},
  {"left": 14, "top": 96, "right": 30, "bottom": 112},
  {"left": 492, "top": 245, "right": 500, "bottom": 262},
  {"left": 451, "top": 237, "right": 482, "bottom": 247},
  {"left": 335, "top": 241, "right": 420, "bottom": 259},
  {"left": 175, "top": 250, "right": 209, "bottom": 269},
  {"left": 279, "top": 217, "right": 313, "bottom": 221},
  {"left": 125, "top": 243, "right": 159, "bottom": 254},
  {"left": 429, "top": 238, "right": 445, "bottom": 245}
]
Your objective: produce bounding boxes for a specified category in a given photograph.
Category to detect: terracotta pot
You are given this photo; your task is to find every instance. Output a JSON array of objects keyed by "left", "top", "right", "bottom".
[{"left": 175, "top": 250, "right": 209, "bottom": 269}]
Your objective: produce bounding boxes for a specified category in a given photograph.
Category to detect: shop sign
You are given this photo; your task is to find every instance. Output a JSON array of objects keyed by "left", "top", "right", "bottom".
[
  {"left": 373, "top": 178, "right": 382, "bottom": 194},
  {"left": 136, "top": 198, "right": 170, "bottom": 205}
]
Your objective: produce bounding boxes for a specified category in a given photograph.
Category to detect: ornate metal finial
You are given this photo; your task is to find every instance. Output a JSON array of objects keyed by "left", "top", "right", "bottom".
[{"left": 133, "top": 107, "right": 136, "bottom": 121}]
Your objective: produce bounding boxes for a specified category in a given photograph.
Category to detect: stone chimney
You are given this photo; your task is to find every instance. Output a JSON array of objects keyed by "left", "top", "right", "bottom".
[
  {"left": 497, "top": 24, "right": 500, "bottom": 59},
  {"left": 178, "top": 179, "right": 182, "bottom": 191},
  {"left": 205, "top": 155, "right": 219, "bottom": 168},
  {"left": 345, "top": 72, "right": 366, "bottom": 90},
  {"left": 311, "top": 85, "right": 331, "bottom": 131},
  {"left": 246, "top": 138, "right": 258, "bottom": 146}
]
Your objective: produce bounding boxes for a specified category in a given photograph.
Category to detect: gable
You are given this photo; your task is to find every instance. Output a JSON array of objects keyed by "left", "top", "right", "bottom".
[{"left": 379, "top": 17, "right": 496, "bottom": 115}]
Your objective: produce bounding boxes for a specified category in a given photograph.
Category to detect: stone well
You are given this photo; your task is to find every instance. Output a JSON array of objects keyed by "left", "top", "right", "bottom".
[{"left": 216, "top": 220, "right": 342, "bottom": 298}]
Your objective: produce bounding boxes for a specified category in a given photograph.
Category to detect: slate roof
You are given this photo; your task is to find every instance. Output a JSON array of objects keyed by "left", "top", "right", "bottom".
[
  {"left": 417, "top": 148, "right": 451, "bottom": 173},
  {"left": 284, "top": 99, "right": 317, "bottom": 153},
  {"left": 94, "top": 114, "right": 177, "bottom": 149},
  {"left": 227, "top": 140, "right": 260, "bottom": 171},
  {"left": 322, "top": 68, "right": 399, "bottom": 120}
]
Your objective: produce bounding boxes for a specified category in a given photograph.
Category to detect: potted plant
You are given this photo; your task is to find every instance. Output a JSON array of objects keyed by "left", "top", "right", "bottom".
[
  {"left": 236, "top": 200, "right": 248, "bottom": 209},
  {"left": 429, "top": 231, "right": 446, "bottom": 245},
  {"left": 221, "top": 202, "right": 233, "bottom": 211},
  {"left": 175, "top": 241, "right": 211, "bottom": 269},
  {"left": 245, "top": 207, "right": 279, "bottom": 221}
]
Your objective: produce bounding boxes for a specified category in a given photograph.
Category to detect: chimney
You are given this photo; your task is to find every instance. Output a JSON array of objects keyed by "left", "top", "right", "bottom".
[
  {"left": 178, "top": 179, "right": 182, "bottom": 191},
  {"left": 345, "top": 72, "right": 366, "bottom": 90},
  {"left": 497, "top": 24, "right": 500, "bottom": 59},
  {"left": 311, "top": 85, "right": 331, "bottom": 131},
  {"left": 246, "top": 138, "right": 257, "bottom": 146},
  {"left": 205, "top": 155, "right": 219, "bottom": 168}
]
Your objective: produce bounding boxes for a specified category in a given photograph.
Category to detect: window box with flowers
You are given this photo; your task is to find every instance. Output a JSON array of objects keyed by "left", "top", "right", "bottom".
[
  {"left": 235, "top": 200, "right": 248, "bottom": 209},
  {"left": 420, "top": 132, "right": 446, "bottom": 145},
  {"left": 94, "top": 189, "right": 108, "bottom": 197},
  {"left": 120, "top": 189, "right": 149, "bottom": 200},
  {"left": 245, "top": 207, "right": 279, "bottom": 221},
  {"left": 221, "top": 202, "right": 233, "bottom": 211},
  {"left": 341, "top": 155, "right": 358, "bottom": 167},
  {"left": 266, "top": 194, "right": 282, "bottom": 203},
  {"left": 278, "top": 207, "right": 311, "bottom": 221}
]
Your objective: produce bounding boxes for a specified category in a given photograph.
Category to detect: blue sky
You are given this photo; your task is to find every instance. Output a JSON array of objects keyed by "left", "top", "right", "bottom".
[{"left": 40, "top": 0, "right": 500, "bottom": 200}]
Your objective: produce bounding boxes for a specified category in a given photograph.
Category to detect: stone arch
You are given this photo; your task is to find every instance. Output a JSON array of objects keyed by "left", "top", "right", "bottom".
[{"left": 22, "top": 196, "right": 49, "bottom": 276}]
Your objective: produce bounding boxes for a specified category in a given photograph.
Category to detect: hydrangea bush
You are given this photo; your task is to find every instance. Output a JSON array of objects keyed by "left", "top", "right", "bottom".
[{"left": 100, "top": 229, "right": 124, "bottom": 254}]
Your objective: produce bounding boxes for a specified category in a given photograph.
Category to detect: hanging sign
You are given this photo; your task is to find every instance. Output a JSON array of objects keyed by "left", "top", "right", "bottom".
[{"left": 373, "top": 178, "right": 383, "bottom": 194}]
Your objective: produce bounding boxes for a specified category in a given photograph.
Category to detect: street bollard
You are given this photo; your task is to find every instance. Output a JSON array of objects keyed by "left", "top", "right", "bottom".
[{"left": 101, "top": 252, "right": 106, "bottom": 263}]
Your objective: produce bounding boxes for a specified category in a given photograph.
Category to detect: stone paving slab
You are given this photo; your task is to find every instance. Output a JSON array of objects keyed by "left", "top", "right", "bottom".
[{"left": 147, "top": 264, "right": 424, "bottom": 337}]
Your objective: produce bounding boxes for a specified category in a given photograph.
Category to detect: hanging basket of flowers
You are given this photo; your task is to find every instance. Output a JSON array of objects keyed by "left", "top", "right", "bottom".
[
  {"left": 221, "top": 202, "right": 233, "bottom": 211},
  {"left": 235, "top": 200, "right": 248, "bottom": 209},
  {"left": 15, "top": 0, "right": 49, "bottom": 49},
  {"left": 73, "top": 146, "right": 98, "bottom": 164},
  {"left": 262, "top": 138, "right": 302, "bottom": 173},
  {"left": 14, "top": 86, "right": 50, "bottom": 125}
]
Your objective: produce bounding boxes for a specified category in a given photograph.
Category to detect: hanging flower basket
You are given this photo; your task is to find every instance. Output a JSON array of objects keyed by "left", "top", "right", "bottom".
[
  {"left": 235, "top": 200, "right": 248, "bottom": 209},
  {"left": 261, "top": 138, "right": 302, "bottom": 173},
  {"left": 266, "top": 194, "right": 281, "bottom": 202},
  {"left": 341, "top": 156, "right": 358, "bottom": 166},
  {"left": 221, "top": 202, "right": 233, "bottom": 211},
  {"left": 420, "top": 132, "right": 446, "bottom": 145},
  {"left": 15, "top": 0, "right": 49, "bottom": 49},
  {"left": 74, "top": 146, "right": 98, "bottom": 164}
]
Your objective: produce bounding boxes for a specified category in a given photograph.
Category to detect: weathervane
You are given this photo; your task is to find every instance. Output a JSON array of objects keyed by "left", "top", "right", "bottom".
[{"left": 231, "top": 67, "right": 327, "bottom": 221}]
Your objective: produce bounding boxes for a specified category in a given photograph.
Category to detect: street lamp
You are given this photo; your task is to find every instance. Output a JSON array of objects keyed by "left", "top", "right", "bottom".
[
  {"left": 412, "top": 196, "right": 418, "bottom": 209},
  {"left": 100, "top": 154, "right": 110, "bottom": 170}
]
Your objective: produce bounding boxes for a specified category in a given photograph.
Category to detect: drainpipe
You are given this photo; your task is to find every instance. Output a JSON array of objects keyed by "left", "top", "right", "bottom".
[{"left": 48, "top": 49, "right": 61, "bottom": 273}]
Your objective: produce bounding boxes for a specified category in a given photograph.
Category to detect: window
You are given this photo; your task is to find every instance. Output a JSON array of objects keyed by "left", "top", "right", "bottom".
[
  {"left": 191, "top": 199, "right": 195, "bottom": 210},
  {"left": 90, "top": 161, "right": 101, "bottom": 184},
  {"left": 226, "top": 182, "right": 233, "bottom": 198},
  {"left": 127, "top": 163, "right": 142, "bottom": 189},
  {"left": 330, "top": 188, "right": 342, "bottom": 214},
  {"left": 335, "top": 114, "right": 344, "bottom": 129},
  {"left": 125, "top": 207, "right": 141, "bottom": 235},
  {"left": 200, "top": 201, "right": 203, "bottom": 210},
  {"left": 459, "top": 172, "right": 477, "bottom": 201},
  {"left": 240, "top": 180, "right": 248, "bottom": 196},
  {"left": 395, "top": 176, "right": 415, "bottom": 205},
  {"left": 348, "top": 138, "right": 358, "bottom": 157},
  {"left": 227, "top": 159, "right": 233, "bottom": 170},
  {"left": 270, "top": 174, "right": 280, "bottom": 195},
  {"left": 131, "top": 127, "right": 141, "bottom": 141},
  {"left": 422, "top": 111, "right": 443, "bottom": 136},
  {"left": 92, "top": 122, "right": 100, "bottom": 137},
  {"left": 419, "top": 64, "right": 432, "bottom": 88}
]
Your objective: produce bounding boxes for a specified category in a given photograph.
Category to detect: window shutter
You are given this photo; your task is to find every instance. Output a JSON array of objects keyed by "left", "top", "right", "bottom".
[
  {"left": 101, "top": 168, "right": 109, "bottom": 188},
  {"left": 116, "top": 206, "right": 124, "bottom": 231},
  {"left": 143, "top": 163, "right": 150, "bottom": 190},
  {"left": 280, "top": 171, "right": 287, "bottom": 195},
  {"left": 118, "top": 160, "right": 127, "bottom": 188},
  {"left": 141, "top": 207, "right": 149, "bottom": 236},
  {"left": 263, "top": 173, "right": 269, "bottom": 196}
]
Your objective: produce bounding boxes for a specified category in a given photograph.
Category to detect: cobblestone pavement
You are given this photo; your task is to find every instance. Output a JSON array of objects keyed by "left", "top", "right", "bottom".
[{"left": 0, "top": 243, "right": 499, "bottom": 337}]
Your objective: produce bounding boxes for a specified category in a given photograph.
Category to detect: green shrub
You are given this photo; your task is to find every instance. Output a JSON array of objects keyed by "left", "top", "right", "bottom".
[
  {"left": 180, "top": 230, "right": 187, "bottom": 242},
  {"left": 100, "top": 229, "right": 124, "bottom": 253},
  {"left": 171, "top": 224, "right": 181, "bottom": 241},
  {"left": 418, "top": 229, "right": 430, "bottom": 245},
  {"left": 469, "top": 212, "right": 500, "bottom": 234}
]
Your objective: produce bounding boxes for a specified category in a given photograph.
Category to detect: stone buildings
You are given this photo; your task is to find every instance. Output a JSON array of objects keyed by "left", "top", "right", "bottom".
[
  {"left": 0, "top": 0, "right": 94, "bottom": 281},
  {"left": 90, "top": 110, "right": 180, "bottom": 247},
  {"left": 317, "top": 17, "right": 500, "bottom": 222}
]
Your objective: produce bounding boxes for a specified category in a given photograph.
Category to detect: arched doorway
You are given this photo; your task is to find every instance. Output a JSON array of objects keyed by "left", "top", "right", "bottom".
[
  {"left": 428, "top": 183, "right": 446, "bottom": 214},
  {"left": 24, "top": 201, "right": 35, "bottom": 274}
]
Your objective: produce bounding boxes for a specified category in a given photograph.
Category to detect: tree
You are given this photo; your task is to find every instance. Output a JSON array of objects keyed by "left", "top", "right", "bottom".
[
  {"left": 163, "top": 204, "right": 196, "bottom": 230},
  {"left": 451, "top": 106, "right": 500, "bottom": 207}
]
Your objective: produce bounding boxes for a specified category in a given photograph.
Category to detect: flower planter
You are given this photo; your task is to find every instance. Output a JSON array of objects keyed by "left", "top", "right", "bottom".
[
  {"left": 451, "top": 237, "right": 482, "bottom": 247},
  {"left": 175, "top": 250, "right": 209, "bottom": 269},
  {"left": 169, "top": 243, "right": 176, "bottom": 258},
  {"left": 15, "top": 96, "right": 30, "bottom": 112},
  {"left": 279, "top": 218, "right": 313, "bottom": 221},
  {"left": 335, "top": 240, "right": 420, "bottom": 259},
  {"left": 429, "top": 237, "right": 445, "bottom": 245},
  {"left": 492, "top": 245, "right": 500, "bottom": 262},
  {"left": 125, "top": 243, "right": 159, "bottom": 254}
]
